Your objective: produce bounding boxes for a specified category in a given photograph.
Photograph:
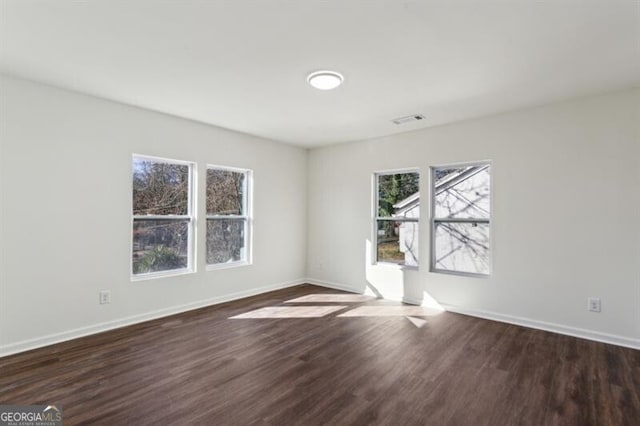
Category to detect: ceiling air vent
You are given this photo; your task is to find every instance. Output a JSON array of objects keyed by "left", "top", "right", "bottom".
[{"left": 391, "top": 114, "right": 426, "bottom": 125}]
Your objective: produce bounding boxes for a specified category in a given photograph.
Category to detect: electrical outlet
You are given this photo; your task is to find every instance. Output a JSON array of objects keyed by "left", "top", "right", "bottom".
[
  {"left": 99, "top": 290, "right": 111, "bottom": 305},
  {"left": 588, "top": 297, "right": 601, "bottom": 313}
]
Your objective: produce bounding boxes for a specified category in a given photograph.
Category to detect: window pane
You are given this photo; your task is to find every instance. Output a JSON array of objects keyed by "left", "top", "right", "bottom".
[
  {"left": 132, "top": 220, "right": 189, "bottom": 274},
  {"left": 207, "top": 169, "right": 245, "bottom": 215},
  {"left": 377, "top": 172, "right": 419, "bottom": 218},
  {"left": 434, "top": 221, "right": 490, "bottom": 275},
  {"left": 207, "top": 218, "right": 245, "bottom": 265},
  {"left": 133, "top": 158, "right": 189, "bottom": 215},
  {"left": 434, "top": 165, "right": 490, "bottom": 219},
  {"left": 376, "top": 220, "right": 419, "bottom": 266}
]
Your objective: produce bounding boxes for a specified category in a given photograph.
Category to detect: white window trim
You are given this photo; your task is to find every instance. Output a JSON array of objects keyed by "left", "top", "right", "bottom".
[
  {"left": 429, "top": 160, "right": 492, "bottom": 278},
  {"left": 372, "top": 168, "right": 420, "bottom": 270},
  {"left": 131, "top": 154, "right": 197, "bottom": 281},
  {"left": 206, "top": 165, "right": 253, "bottom": 271}
]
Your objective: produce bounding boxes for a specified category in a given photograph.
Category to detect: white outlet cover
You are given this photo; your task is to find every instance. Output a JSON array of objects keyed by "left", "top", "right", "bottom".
[{"left": 588, "top": 297, "right": 601, "bottom": 312}]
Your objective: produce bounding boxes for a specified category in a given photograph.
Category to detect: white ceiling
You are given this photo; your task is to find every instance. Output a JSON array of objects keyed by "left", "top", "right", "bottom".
[{"left": 1, "top": 0, "right": 638, "bottom": 147}]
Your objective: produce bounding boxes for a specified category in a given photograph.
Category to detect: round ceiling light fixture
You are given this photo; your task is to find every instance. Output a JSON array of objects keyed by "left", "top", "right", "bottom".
[{"left": 307, "top": 70, "right": 344, "bottom": 90}]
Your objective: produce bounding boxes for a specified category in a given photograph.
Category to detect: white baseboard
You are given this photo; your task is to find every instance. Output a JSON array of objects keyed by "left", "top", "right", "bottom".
[
  {"left": 306, "top": 278, "right": 640, "bottom": 350},
  {"left": 0, "top": 278, "right": 306, "bottom": 357},
  {"left": 305, "top": 278, "right": 361, "bottom": 294},
  {"left": 5, "top": 278, "right": 636, "bottom": 356},
  {"left": 440, "top": 303, "right": 640, "bottom": 350},
  {"left": 401, "top": 296, "right": 423, "bottom": 306}
]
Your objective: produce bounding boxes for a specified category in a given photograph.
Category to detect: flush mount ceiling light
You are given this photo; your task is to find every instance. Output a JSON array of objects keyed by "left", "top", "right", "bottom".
[{"left": 307, "top": 70, "right": 344, "bottom": 90}]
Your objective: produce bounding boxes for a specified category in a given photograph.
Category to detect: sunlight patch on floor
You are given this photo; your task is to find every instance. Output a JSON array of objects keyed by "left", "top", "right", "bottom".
[
  {"left": 337, "top": 305, "right": 442, "bottom": 317},
  {"left": 405, "top": 316, "right": 428, "bottom": 328},
  {"left": 229, "top": 305, "right": 347, "bottom": 319},
  {"left": 284, "top": 294, "right": 376, "bottom": 303}
]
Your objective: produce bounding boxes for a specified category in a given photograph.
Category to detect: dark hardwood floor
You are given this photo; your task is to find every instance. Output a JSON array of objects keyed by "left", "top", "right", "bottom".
[{"left": 1, "top": 284, "right": 639, "bottom": 425}]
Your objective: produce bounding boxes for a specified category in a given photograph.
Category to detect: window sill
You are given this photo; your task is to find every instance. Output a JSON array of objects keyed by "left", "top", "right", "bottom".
[
  {"left": 373, "top": 262, "right": 419, "bottom": 272},
  {"left": 430, "top": 268, "right": 490, "bottom": 278},
  {"left": 131, "top": 268, "right": 195, "bottom": 282},
  {"left": 206, "top": 260, "right": 251, "bottom": 272}
]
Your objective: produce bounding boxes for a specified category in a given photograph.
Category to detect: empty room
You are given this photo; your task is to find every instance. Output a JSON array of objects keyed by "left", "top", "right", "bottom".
[{"left": 0, "top": 1, "right": 639, "bottom": 425}]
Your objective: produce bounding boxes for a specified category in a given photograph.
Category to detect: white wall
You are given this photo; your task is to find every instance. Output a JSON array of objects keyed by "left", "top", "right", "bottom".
[
  {"left": 0, "top": 75, "right": 308, "bottom": 355},
  {"left": 307, "top": 89, "right": 640, "bottom": 348},
  {"left": 1, "top": 75, "right": 638, "bottom": 355}
]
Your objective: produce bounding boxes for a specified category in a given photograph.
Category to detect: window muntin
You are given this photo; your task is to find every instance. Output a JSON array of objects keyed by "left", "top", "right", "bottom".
[
  {"left": 431, "top": 163, "right": 491, "bottom": 276},
  {"left": 206, "top": 166, "right": 251, "bottom": 268},
  {"left": 375, "top": 171, "right": 420, "bottom": 267},
  {"left": 132, "top": 156, "right": 195, "bottom": 278}
]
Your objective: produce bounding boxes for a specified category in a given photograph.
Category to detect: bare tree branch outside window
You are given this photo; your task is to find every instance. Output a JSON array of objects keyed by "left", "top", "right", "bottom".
[
  {"left": 206, "top": 168, "right": 250, "bottom": 266},
  {"left": 132, "top": 157, "right": 193, "bottom": 275}
]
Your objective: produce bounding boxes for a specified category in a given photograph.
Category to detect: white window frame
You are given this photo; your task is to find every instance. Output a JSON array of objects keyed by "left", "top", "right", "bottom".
[
  {"left": 373, "top": 168, "right": 420, "bottom": 270},
  {"left": 430, "top": 161, "right": 492, "bottom": 277},
  {"left": 206, "top": 165, "right": 252, "bottom": 271},
  {"left": 131, "top": 154, "right": 197, "bottom": 281}
]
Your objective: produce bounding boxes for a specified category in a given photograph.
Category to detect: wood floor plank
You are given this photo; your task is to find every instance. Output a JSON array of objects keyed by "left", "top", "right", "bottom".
[{"left": 1, "top": 284, "right": 638, "bottom": 425}]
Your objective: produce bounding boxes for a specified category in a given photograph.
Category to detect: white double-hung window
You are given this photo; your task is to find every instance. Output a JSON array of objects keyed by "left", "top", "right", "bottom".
[
  {"left": 131, "top": 155, "right": 195, "bottom": 279},
  {"left": 206, "top": 166, "right": 252, "bottom": 269},
  {"left": 374, "top": 170, "right": 420, "bottom": 267},
  {"left": 431, "top": 162, "right": 491, "bottom": 276}
]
